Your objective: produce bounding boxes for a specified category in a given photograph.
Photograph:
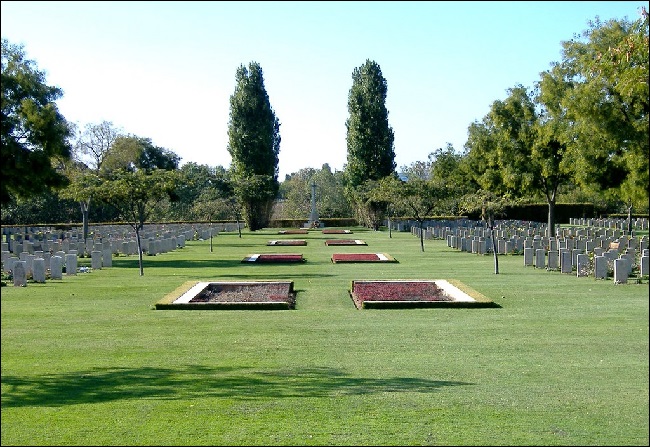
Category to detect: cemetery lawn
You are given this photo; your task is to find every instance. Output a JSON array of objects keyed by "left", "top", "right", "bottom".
[{"left": 1, "top": 227, "right": 648, "bottom": 446}]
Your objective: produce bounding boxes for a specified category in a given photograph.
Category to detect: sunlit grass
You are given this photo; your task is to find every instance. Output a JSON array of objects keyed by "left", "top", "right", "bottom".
[{"left": 1, "top": 226, "right": 648, "bottom": 446}]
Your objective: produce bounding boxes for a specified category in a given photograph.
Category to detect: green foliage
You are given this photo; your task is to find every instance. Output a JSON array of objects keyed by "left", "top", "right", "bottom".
[
  {"left": 345, "top": 59, "right": 396, "bottom": 188},
  {"left": 227, "top": 61, "right": 280, "bottom": 230},
  {"left": 538, "top": 11, "right": 649, "bottom": 212},
  {"left": 344, "top": 59, "right": 396, "bottom": 229},
  {"left": 277, "top": 164, "right": 352, "bottom": 220},
  {"left": 101, "top": 135, "right": 180, "bottom": 174},
  {"left": 1, "top": 38, "right": 73, "bottom": 205}
]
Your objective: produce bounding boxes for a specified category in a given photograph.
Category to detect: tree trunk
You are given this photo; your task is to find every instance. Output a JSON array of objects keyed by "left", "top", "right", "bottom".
[
  {"left": 80, "top": 199, "right": 90, "bottom": 243},
  {"left": 209, "top": 219, "right": 213, "bottom": 253},
  {"left": 419, "top": 220, "right": 425, "bottom": 252},
  {"left": 489, "top": 216, "right": 499, "bottom": 274},
  {"left": 627, "top": 203, "right": 633, "bottom": 235},
  {"left": 135, "top": 226, "right": 144, "bottom": 276},
  {"left": 547, "top": 199, "right": 556, "bottom": 239}
]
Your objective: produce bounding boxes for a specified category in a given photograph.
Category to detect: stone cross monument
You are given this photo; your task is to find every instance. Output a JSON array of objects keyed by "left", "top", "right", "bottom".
[{"left": 308, "top": 180, "right": 320, "bottom": 227}]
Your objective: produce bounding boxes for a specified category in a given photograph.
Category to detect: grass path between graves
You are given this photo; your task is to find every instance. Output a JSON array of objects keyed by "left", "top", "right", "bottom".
[{"left": 1, "top": 227, "right": 648, "bottom": 446}]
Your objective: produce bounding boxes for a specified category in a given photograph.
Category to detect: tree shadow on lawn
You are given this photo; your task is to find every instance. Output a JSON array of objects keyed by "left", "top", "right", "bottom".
[
  {"left": 113, "top": 258, "right": 251, "bottom": 269},
  {"left": 1, "top": 366, "right": 473, "bottom": 408}
]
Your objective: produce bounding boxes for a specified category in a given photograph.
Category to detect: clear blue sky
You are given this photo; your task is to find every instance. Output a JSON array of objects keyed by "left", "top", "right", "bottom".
[{"left": 2, "top": 1, "right": 646, "bottom": 179}]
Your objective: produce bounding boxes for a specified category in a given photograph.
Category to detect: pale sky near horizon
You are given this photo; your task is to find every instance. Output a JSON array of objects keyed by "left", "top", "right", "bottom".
[{"left": 2, "top": 1, "right": 646, "bottom": 179}]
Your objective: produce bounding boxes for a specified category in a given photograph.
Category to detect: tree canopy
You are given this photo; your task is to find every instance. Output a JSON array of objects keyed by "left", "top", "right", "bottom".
[
  {"left": 345, "top": 59, "right": 396, "bottom": 229},
  {"left": 227, "top": 61, "right": 281, "bottom": 230},
  {"left": 1, "top": 38, "right": 73, "bottom": 206}
]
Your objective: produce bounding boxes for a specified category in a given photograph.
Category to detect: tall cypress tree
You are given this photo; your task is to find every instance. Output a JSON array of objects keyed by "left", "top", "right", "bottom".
[
  {"left": 345, "top": 59, "right": 396, "bottom": 229},
  {"left": 227, "top": 61, "right": 281, "bottom": 231}
]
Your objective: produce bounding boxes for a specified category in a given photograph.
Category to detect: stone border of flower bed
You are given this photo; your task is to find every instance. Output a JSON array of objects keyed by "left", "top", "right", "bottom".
[
  {"left": 267, "top": 240, "right": 307, "bottom": 246},
  {"left": 278, "top": 229, "right": 309, "bottom": 234},
  {"left": 155, "top": 280, "right": 296, "bottom": 310},
  {"left": 322, "top": 229, "right": 352, "bottom": 234},
  {"left": 331, "top": 253, "right": 397, "bottom": 263},
  {"left": 242, "top": 253, "right": 306, "bottom": 263},
  {"left": 349, "top": 279, "right": 499, "bottom": 309},
  {"left": 325, "top": 239, "right": 367, "bottom": 246}
]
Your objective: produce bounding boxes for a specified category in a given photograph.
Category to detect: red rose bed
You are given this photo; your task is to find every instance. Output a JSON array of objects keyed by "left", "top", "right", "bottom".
[
  {"left": 278, "top": 229, "right": 309, "bottom": 234},
  {"left": 242, "top": 253, "right": 305, "bottom": 263},
  {"left": 156, "top": 281, "right": 296, "bottom": 310},
  {"left": 325, "top": 239, "right": 367, "bottom": 246},
  {"left": 267, "top": 240, "right": 307, "bottom": 246},
  {"left": 349, "top": 279, "right": 498, "bottom": 309},
  {"left": 331, "top": 253, "right": 396, "bottom": 263}
]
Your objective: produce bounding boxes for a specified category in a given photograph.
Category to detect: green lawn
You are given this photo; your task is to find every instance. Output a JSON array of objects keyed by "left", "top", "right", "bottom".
[{"left": 1, "top": 227, "right": 648, "bottom": 446}]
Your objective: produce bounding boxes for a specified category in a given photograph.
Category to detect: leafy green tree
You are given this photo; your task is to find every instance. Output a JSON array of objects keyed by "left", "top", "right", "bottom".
[
  {"left": 59, "top": 121, "right": 123, "bottom": 242},
  {"left": 101, "top": 135, "right": 180, "bottom": 174},
  {"left": 92, "top": 168, "right": 179, "bottom": 276},
  {"left": 1, "top": 38, "right": 73, "bottom": 206},
  {"left": 227, "top": 61, "right": 280, "bottom": 231},
  {"left": 345, "top": 59, "right": 396, "bottom": 229},
  {"left": 464, "top": 85, "right": 573, "bottom": 238},
  {"left": 276, "top": 164, "right": 352, "bottom": 221},
  {"left": 538, "top": 10, "right": 649, "bottom": 229},
  {"left": 460, "top": 190, "right": 514, "bottom": 274},
  {"left": 376, "top": 164, "right": 449, "bottom": 252}
]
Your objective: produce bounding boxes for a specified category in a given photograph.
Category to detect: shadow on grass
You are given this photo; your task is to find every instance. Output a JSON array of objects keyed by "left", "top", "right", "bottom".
[
  {"left": 112, "top": 258, "right": 245, "bottom": 269},
  {"left": 1, "top": 366, "right": 473, "bottom": 408}
]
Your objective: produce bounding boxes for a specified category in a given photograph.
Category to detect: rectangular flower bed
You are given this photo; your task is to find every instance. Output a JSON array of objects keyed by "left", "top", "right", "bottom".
[
  {"left": 278, "top": 229, "right": 309, "bottom": 234},
  {"left": 331, "top": 253, "right": 396, "bottom": 263},
  {"left": 156, "top": 281, "right": 296, "bottom": 310},
  {"left": 267, "top": 240, "right": 307, "bottom": 246},
  {"left": 242, "top": 253, "right": 305, "bottom": 263},
  {"left": 349, "top": 279, "right": 499, "bottom": 309},
  {"left": 325, "top": 239, "right": 367, "bottom": 246},
  {"left": 322, "top": 229, "right": 352, "bottom": 234}
]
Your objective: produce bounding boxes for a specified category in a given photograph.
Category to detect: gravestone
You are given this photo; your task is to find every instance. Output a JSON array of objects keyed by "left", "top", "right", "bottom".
[
  {"left": 613, "top": 258, "right": 628, "bottom": 284},
  {"left": 13, "top": 260, "right": 27, "bottom": 286},
  {"left": 547, "top": 251, "right": 559, "bottom": 270},
  {"left": 91, "top": 250, "right": 102, "bottom": 269},
  {"left": 535, "top": 249, "right": 545, "bottom": 269},
  {"left": 594, "top": 255, "right": 608, "bottom": 279},
  {"left": 560, "top": 249, "right": 572, "bottom": 273},
  {"left": 576, "top": 253, "right": 590, "bottom": 277},
  {"left": 65, "top": 253, "right": 77, "bottom": 275},
  {"left": 32, "top": 257, "right": 46, "bottom": 283},
  {"left": 50, "top": 255, "right": 63, "bottom": 279},
  {"left": 523, "top": 247, "right": 534, "bottom": 266},
  {"left": 641, "top": 255, "right": 649, "bottom": 276}
]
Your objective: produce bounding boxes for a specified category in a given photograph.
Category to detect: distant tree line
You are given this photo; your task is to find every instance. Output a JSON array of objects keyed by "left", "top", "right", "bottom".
[{"left": 1, "top": 10, "right": 648, "bottom": 236}]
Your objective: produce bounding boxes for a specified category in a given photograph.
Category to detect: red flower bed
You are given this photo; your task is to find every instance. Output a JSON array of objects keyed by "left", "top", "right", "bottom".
[
  {"left": 242, "top": 253, "right": 305, "bottom": 263},
  {"left": 351, "top": 280, "right": 452, "bottom": 308},
  {"left": 190, "top": 282, "right": 294, "bottom": 303},
  {"left": 331, "top": 253, "right": 396, "bottom": 263},
  {"left": 325, "top": 239, "right": 366, "bottom": 246},
  {"left": 322, "top": 229, "right": 352, "bottom": 234},
  {"left": 267, "top": 240, "right": 307, "bottom": 246},
  {"left": 278, "top": 230, "right": 308, "bottom": 234}
]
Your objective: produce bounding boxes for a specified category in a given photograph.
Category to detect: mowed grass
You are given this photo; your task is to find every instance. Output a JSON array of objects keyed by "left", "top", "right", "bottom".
[{"left": 1, "top": 226, "right": 648, "bottom": 446}]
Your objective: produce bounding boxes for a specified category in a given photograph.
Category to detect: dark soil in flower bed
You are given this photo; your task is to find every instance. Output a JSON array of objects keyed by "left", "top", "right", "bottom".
[
  {"left": 331, "top": 253, "right": 396, "bottom": 263},
  {"left": 322, "top": 229, "right": 352, "bottom": 234},
  {"left": 349, "top": 280, "right": 499, "bottom": 309},
  {"left": 242, "top": 253, "right": 305, "bottom": 263},
  {"left": 267, "top": 240, "right": 307, "bottom": 246},
  {"left": 325, "top": 239, "right": 367, "bottom": 246},
  {"left": 156, "top": 281, "right": 296, "bottom": 310}
]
